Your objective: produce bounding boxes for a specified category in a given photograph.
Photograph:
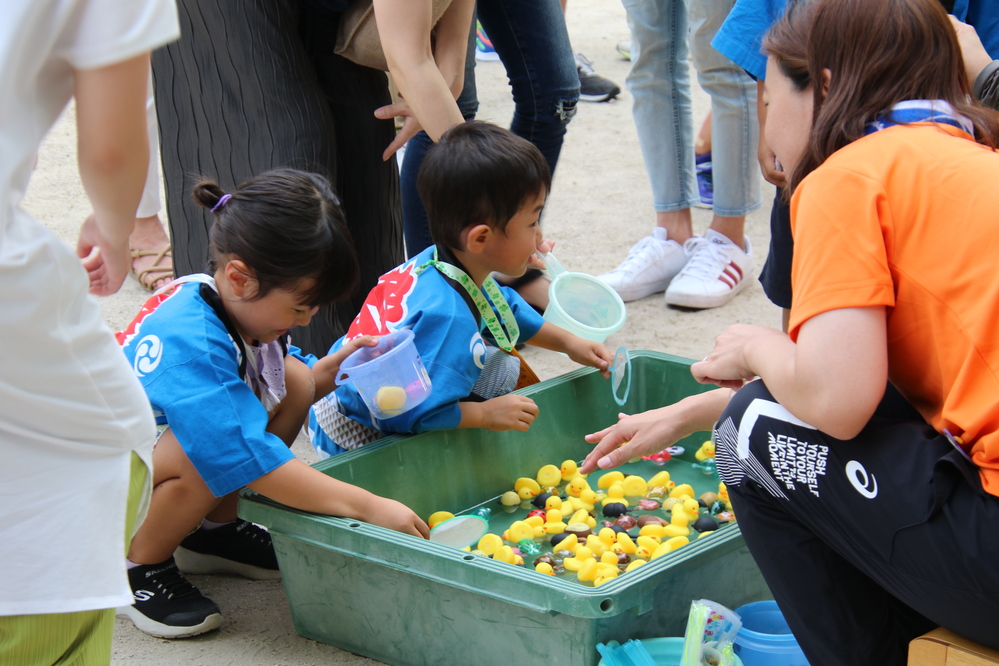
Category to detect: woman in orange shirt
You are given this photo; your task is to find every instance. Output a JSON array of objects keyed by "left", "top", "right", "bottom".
[{"left": 585, "top": 0, "right": 999, "bottom": 663}]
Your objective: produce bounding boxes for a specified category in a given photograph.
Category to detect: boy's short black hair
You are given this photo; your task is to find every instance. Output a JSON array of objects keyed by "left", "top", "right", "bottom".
[{"left": 417, "top": 121, "right": 552, "bottom": 251}]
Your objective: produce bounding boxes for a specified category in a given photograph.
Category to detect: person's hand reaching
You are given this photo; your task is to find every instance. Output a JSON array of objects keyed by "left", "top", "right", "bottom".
[{"left": 77, "top": 213, "right": 131, "bottom": 296}]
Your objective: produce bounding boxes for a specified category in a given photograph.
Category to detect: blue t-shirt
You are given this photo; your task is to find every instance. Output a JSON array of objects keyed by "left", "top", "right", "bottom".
[
  {"left": 955, "top": 0, "right": 999, "bottom": 59},
  {"left": 118, "top": 278, "right": 295, "bottom": 497},
  {"left": 309, "top": 245, "right": 546, "bottom": 454},
  {"left": 712, "top": 0, "right": 787, "bottom": 82}
]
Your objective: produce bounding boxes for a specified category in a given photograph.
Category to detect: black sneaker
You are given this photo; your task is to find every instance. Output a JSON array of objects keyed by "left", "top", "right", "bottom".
[
  {"left": 575, "top": 52, "right": 621, "bottom": 102},
  {"left": 174, "top": 520, "right": 281, "bottom": 580},
  {"left": 117, "top": 558, "right": 222, "bottom": 638}
]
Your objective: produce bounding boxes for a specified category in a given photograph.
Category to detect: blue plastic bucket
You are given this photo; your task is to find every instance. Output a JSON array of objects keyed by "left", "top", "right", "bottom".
[{"left": 734, "top": 601, "right": 810, "bottom": 666}]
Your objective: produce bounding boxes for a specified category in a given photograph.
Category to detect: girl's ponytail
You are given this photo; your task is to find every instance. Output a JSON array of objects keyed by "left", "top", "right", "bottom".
[{"left": 191, "top": 179, "right": 228, "bottom": 212}]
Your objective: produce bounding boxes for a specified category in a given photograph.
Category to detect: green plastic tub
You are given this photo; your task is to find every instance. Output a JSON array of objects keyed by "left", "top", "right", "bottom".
[{"left": 239, "top": 351, "right": 771, "bottom": 666}]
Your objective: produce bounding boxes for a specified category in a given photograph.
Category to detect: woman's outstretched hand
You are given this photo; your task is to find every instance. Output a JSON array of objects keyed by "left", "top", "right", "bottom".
[{"left": 581, "top": 389, "right": 733, "bottom": 474}]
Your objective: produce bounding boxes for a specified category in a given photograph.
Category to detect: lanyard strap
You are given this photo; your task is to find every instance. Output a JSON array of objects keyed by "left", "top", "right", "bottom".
[
  {"left": 416, "top": 249, "right": 520, "bottom": 351},
  {"left": 866, "top": 100, "right": 975, "bottom": 136}
]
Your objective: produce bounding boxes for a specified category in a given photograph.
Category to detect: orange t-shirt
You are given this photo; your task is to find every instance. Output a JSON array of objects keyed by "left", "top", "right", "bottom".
[{"left": 788, "top": 124, "right": 999, "bottom": 496}]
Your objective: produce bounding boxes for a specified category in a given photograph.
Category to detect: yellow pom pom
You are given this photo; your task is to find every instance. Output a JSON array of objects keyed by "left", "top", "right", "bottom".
[{"left": 375, "top": 385, "right": 407, "bottom": 411}]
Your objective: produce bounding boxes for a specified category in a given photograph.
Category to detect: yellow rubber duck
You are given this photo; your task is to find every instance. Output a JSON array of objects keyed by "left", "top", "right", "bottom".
[
  {"left": 665, "top": 536, "right": 689, "bottom": 550},
  {"left": 613, "top": 532, "right": 637, "bottom": 554},
  {"left": 593, "top": 571, "right": 619, "bottom": 587},
  {"left": 503, "top": 521, "right": 535, "bottom": 544},
  {"left": 500, "top": 491, "right": 520, "bottom": 506},
  {"left": 544, "top": 509, "right": 566, "bottom": 535},
  {"left": 622, "top": 475, "right": 649, "bottom": 497},
  {"left": 585, "top": 534, "right": 608, "bottom": 557},
  {"left": 624, "top": 559, "right": 647, "bottom": 573},
  {"left": 544, "top": 495, "right": 564, "bottom": 512},
  {"left": 648, "top": 471, "right": 672, "bottom": 488},
  {"left": 598, "top": 527, "right": 618, "bottom": 547},
  {"left": 670, "top": 483, "right": 695, "bottom": 500},
  {"left": 554, "top": 533, "right": 579, "bottom": 553},
  {"left": 563, "top": 546, "right": 595, "bottom": 572},
  {"left": 476, "top": 533, "right": 503, "bottom": 555},
  {"left": 536, "top": 464, "right": 562, "bottom": 489},
  {"left": 695, "top": 440, "right": 716, "bottom": 462},
  {"left": 535, "top": 562, "right": 556, "bottom": 576},
  {"left": 561, "top": 459, "right": 587, "bottom": 481},
  {"left": 493, "top": 545, "right": 523, "bottom": 565},
  {"left": 514, "top": 477, "right": 541, "bottom": 500},
  {"left": 566, "top": 476, "right": 590, "bottom": 498},
  {"left": 597, "top": 471, "right": 625, "bottom": 489},
  {"left": 650, "top": 541, "right": 674, "bottom": 560},
  {"left": 578, "top": 489, "right": 597, "bottom": 512},
  {"left": 601, "top": 484, "right": 629, "bottom": 507},
  {"left": 427, "top": 511, "right": 454, "bottom": 529},
  {"left": 639, "top": 524, "right": 667, "bottom": 539},
  {"left": 576, "top": 558, "right": 600, "bottom": 582}
]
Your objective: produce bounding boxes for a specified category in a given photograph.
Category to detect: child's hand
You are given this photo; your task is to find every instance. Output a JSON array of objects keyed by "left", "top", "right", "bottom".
[
  {"left": 365, "top": 496, "right": 430, "bottom": 538},
  {"left": 313, "top": 335, "right": 380, "bottom": 398},
  {"left": 566, "top": 338, "right": 614, "bottom": 379},
  {"left": 526, "top": 239, "right": 556, "bottom": 271},
  {"left": 460, "top": 395, "right": 539, "bottom": 431}
]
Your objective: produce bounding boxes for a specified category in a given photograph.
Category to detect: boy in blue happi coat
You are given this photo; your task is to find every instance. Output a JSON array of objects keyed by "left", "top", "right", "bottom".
[{"left": 310, "top": 121, "right": 613, "bottom": 457}]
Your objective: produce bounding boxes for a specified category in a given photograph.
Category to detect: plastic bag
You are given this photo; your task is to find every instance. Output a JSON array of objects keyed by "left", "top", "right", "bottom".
[{"left": 680, "top": 599, "right": 742, "bottom": 666}]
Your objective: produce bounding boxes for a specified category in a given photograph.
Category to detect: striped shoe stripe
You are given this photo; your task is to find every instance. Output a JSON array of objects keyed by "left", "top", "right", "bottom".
[{"left": 717, "top": 262, "right": 743, "bottom": 288}]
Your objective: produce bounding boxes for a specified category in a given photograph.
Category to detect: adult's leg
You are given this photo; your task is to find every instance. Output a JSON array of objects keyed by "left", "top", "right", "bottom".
[
  {"left": 477, "top": 0, "right": 579, "bottom": 177},
  {"left": 687, "top": 0, "right": 760, "bottom": 225},
  {"left": 622, "top": 0, "right": 699, "bottom": 222},
  {"left": 152, "top": 0, "right": 353, "bottom": 356},
  {"left": 715, "top": 380, "right": 999, "bottom": 665},
  {"left": 596, "top": 0, "right": 697, "bottom": 303}
]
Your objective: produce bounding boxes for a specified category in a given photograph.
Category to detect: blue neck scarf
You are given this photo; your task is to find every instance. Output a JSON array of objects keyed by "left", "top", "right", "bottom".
[{"left": 865, "top": 100, "right": 975, "bottom": 136}]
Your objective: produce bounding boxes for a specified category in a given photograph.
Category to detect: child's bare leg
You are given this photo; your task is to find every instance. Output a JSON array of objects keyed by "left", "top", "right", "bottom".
[
  {"left": 127, "top": 430, "right": 222, "bottom": 565},
  {"left": 204, "top": 492, "right": 240, "bottom": 524},
  {"left": 265, "top": 356, "right": 316, "bottom": 446}
]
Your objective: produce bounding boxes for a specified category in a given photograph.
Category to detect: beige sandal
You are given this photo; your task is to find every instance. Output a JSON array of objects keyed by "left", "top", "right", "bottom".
[{"left": 130, "top": 244, "right": 174, "bottom": 292}]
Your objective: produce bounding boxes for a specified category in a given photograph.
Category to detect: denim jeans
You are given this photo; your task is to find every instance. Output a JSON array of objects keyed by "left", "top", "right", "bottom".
[
  {"left": 623, "top": 0, "right": 761, "bottom": 217},
  {"left": 401, "top": 0, "right": 579, "bottom": 256}
]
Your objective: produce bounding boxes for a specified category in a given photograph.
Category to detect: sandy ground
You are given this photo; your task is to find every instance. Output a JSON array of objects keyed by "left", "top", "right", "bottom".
[{"left": 24, "top": 1, "right": 778, "bottom": 663}]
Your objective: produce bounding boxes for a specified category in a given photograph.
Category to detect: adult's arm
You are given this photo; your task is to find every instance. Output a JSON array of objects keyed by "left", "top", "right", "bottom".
[
  {"left": 693, "top": 306, "right": 888, "bottom": 440},
  {"left": 950, "top": 15, "right": 999, "bottom": 110},
  {"left": 372, "top": 0, "right": 473, "bottom": 159},
  {"left": 974, "top": 61, "right": 999, "bottom": 111},
  {"left": 581, "top": 388, "right": 734, "bottom": 473},
  {"left": 73, "top": 53, "right": 151, "bottom": 295}
]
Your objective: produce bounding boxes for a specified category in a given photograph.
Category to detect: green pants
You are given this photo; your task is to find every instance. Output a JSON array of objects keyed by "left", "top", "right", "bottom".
[{"left": 0, "top": 453, "right": 148, "bottom": 666}]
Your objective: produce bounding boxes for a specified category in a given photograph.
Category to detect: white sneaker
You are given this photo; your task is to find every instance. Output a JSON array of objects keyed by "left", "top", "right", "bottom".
[
  {"left": 665, "top": 229, "right": 754, "bottom": 309},
  {"left": 597, "top": 234, "right": 690, "bottom": 302}
]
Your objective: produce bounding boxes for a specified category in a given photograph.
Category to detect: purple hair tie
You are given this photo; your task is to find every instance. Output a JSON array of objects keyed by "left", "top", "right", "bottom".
[{"left": 211, "top": 193, "right": 232, "bottom": 213}]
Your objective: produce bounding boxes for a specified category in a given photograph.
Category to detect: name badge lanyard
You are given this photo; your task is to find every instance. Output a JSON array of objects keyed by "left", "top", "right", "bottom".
[{"left": 417, "top": 249, "right": 520, "bottom": 352}]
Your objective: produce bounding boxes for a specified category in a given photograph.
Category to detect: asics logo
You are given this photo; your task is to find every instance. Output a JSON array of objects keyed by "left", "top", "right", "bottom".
[
  {"left": 133, "top": 590, "right": 154, "bottom": 602},
  {"left": 845, "top": 460, "right": 878, "bottom": 498},
  {"left": 133, "top": 335, "right": 163, "bottom": 377}
]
